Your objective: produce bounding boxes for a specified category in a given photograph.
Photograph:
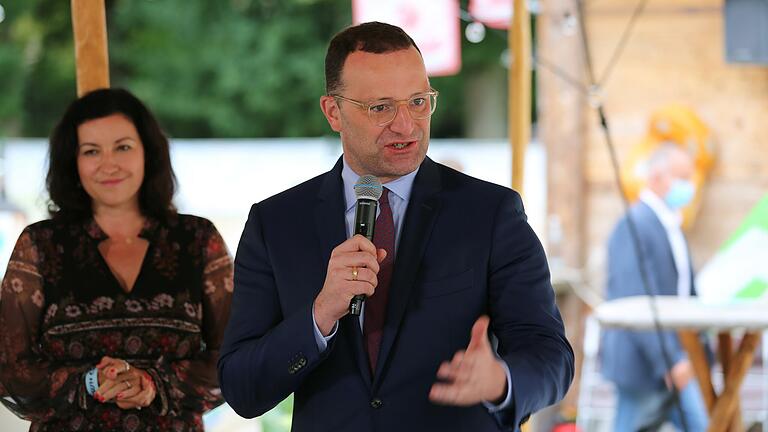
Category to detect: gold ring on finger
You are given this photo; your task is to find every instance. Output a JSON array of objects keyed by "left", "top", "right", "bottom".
[
  {"left": 124, "top": 361, "right": 131, "bottom": 372},
  {"left": 351, "top": 267, "right": 359, "bottom": 281}
]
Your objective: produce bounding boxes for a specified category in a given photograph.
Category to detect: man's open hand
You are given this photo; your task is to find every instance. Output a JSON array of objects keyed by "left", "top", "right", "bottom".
[{"left": 429, "top": 316, "right": 508, "bottom": 406}]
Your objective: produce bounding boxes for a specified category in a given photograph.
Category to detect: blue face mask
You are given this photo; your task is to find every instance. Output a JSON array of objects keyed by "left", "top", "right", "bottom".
[{"left": 664, "top": 179, "right": 695, "bottom": 210}]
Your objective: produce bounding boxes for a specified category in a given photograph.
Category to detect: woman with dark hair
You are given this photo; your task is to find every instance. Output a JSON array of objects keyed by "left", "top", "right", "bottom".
[{"left": 0, "top": 88, "right": 233, "bottom": 431}]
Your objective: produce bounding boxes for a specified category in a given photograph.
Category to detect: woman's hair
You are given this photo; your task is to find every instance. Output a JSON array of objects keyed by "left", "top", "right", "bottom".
[{"left": 46, "top": 88, "right": 177, "bottom": 221}]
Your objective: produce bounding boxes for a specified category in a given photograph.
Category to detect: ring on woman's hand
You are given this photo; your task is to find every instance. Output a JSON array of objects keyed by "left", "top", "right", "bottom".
[
  {"left": 351, "top": 267, "right": 359, "bottom": 281},
  {"left": 136, "top": 406, "right": 142, "bottom": 411},
  {"left": 124, "top": 380, "right": 132, "bottom": 389},
  {"left": 124, "top": 361, "right": 131, "bottom": 372}
]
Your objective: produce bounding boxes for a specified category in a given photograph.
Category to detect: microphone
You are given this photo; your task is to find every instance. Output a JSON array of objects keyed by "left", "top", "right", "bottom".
[{"left": 349, "top": 175, "right": 383, "bottom": 316}]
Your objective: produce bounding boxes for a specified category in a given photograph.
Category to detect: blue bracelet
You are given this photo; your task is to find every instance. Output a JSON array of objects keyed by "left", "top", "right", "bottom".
[{"left": 84, "top": 368, "right": 99, "bottom": 396}]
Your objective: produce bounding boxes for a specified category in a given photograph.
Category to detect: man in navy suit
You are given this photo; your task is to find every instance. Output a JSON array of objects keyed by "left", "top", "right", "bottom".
[
  {"left": 601, "top": 144, "right": 708, "bottom": 431},
  {"left": 218, "top": 22, "right": 573, "bottom": 431}
]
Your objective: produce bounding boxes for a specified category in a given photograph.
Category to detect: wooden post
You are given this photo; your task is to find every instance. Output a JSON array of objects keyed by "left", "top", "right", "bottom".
[
  {"left": 537, "top": 0, "right": 588, "bottom": 415},
  {"left": 538, "top": 0, "right": 586, "bottom": 270},
  {"left": 71, "top": 0, "right": 109, "bottom": 96},
  {"left": 510, "top": 0, "right": 531, "bottom": 195},
  {"left": 511, "top": 12, "right": 532, "bottom": 432}
]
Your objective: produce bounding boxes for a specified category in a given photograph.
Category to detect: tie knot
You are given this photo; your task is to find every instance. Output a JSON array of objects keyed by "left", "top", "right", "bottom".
[{"left": 380, "top": 187, "right": 390, "bottom": 206}]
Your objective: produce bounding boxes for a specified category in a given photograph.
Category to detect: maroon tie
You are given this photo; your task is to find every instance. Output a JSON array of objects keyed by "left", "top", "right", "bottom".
[{"left": 363, "top": 187, "right": 394, "bottom": 373}]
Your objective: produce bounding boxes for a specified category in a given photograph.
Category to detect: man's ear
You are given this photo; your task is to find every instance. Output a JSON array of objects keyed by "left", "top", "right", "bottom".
[{"left": 320, "top": 96, "right": 342, "bottom": 132}]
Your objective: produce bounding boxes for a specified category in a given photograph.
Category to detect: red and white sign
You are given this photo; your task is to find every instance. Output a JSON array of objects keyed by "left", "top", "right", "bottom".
[
  {"left": 469, "top": 0, "right": 512, "bottom": 30},
  {"left": 352, "top": 0, "right": 461, "bottom": 76}
]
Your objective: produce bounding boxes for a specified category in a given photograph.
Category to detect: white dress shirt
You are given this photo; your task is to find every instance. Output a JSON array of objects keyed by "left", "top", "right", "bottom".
[{"left": 639, "top": 189, "right": 692, "bottom": 298}]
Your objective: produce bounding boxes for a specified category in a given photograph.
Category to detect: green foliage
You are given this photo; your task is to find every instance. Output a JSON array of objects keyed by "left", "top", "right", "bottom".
[
  {"left": 108, "top": 0, "right": 350, "bottom": 138},
  {"left": 0, "top": 0, "right": 513, "bottom": 138},
  {"left": 260, "top": 394, "right": 293, "bottom": 432},
  {"left": 0, "top": 0, "right": 77, "bottom": 137}
]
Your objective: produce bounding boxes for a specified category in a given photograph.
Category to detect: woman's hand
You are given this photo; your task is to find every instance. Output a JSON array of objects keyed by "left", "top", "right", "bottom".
[{"left": 93, "top": 356, "right": 156, "bottom": 410}]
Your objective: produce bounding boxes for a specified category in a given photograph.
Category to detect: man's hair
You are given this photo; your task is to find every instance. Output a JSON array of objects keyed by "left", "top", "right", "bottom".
[
  {"left": 645, "top": 142, "right": 691, "bottom": 178},
  {"left": 47, "top": 88, "right": 177, "bottom": 221},
  {"left": 325, "top": 21, "right": 421, "bottom": 95}
]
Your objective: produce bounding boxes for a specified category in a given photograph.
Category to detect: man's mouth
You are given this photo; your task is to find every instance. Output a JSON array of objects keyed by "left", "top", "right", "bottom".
[{"left": 389, "top": 141, "right": 412, "bottom": 150}]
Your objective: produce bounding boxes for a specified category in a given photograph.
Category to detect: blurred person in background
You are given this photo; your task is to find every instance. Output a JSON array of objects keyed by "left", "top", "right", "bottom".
[
  {"left": 0, "top": 88, "right": 233, "bottom": 431},
  {"left": 601, "top": 143, "right": 708, "bottom": 431}
]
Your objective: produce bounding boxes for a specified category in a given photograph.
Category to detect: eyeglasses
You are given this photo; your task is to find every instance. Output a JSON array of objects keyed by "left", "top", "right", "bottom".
[{"left": 330, "top": 90, "right": 439, "bottom": 127}]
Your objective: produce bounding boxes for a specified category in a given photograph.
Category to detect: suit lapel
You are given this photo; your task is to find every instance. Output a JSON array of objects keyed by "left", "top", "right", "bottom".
[
  {"left": 373, "top": 157, "right": 442, "bottom": 386},
  {"left": 313, "top": 157, "right": 372, "bottom": 386},
  {"left": 313, "top": 157, "right": 347, "bottom": 268},
  {"left": 638, "top": 202, "right": 679, "bottom": 295}
]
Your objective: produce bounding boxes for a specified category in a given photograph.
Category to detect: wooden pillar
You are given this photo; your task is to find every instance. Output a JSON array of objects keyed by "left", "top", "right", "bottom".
[
  {"left": 537, "top": 0, "right": 588, "bottom": 416},
  {"left": 510, "top": 0, "right": 531, "bottom": 195},
  {"left": 509, "top": 8, "right": 532, "bottom": 430},
  {"left": 538, "top": 1, "right": 587, "bottom": 269},
  {"left": 71, "top": 0, "right": 110, "bottom": 96}
]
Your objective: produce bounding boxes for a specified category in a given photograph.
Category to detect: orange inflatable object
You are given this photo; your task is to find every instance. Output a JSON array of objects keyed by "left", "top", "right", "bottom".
[{"left": 620, "top": 104, "right": 716, "bottom": 228}]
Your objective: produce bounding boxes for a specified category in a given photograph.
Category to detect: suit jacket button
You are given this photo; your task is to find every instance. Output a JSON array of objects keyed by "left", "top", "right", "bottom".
[
  {"left": 370, "top": 398, "right": 383, "bottom": 409},
  {"left": 288, "top": 353, "right": 307, "bottom": 374}
]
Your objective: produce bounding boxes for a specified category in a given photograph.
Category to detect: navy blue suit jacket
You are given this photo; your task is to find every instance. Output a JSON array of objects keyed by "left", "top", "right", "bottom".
[
  {"left": 601, "top": 201, "right": 693, "bottom": 391},
  {"left": 218, "top": 157, "right": 574, "bottom": 431}
]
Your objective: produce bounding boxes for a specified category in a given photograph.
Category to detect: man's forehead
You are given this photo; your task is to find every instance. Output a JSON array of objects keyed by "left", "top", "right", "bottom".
[{"left": 339, "top": 48, "right": 429, "bottom": 98}]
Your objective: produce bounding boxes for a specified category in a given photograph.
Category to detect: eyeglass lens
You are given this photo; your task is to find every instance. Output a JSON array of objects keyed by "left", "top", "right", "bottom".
[{"left": 369, "top": 93, "right": 437, "bottom": 126}]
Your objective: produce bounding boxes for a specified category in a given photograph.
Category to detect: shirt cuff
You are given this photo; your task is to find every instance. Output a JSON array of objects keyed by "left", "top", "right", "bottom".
[
  {"left": 482, "top": 359, "right": 513, "bottom": 413},
  {"left": 311, "top": 305, "right": 338, "bottom": 352}
]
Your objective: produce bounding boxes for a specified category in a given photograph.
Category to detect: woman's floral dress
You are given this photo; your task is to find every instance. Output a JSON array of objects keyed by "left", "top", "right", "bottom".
[{"left": 0, "top": 215, "right": 233, "bottom": 431}]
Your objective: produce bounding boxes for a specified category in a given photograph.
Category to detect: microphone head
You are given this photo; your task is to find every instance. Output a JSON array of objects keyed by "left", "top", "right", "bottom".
[{"left": 354, "top": 175, "right": 383, "bottom": 201}]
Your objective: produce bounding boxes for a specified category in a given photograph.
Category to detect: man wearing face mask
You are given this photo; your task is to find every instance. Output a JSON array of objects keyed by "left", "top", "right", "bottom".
[{"left": 601, "top": 143, "right": 708, "bottom": 431}]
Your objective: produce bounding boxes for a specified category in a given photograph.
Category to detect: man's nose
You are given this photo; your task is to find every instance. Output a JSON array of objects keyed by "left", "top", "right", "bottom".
[{"left": 388, "top": 103, "right": 415, "bottom": 135}]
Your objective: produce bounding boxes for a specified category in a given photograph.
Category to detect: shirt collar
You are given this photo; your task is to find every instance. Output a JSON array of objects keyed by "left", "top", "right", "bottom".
[
  {"left": 341, "top": 157, "right": 419, "bottom": 211},
  {"left": 639, "top": 188, "right": 682, "bottom": 228}
]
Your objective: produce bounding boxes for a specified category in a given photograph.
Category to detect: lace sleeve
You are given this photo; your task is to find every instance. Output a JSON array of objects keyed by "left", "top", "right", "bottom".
[
  {"left": 0, "top": 227, "right": 91, "bottom": 421},
  {"left": 148, "top": 222, "right": 233, "bottom": 415}
]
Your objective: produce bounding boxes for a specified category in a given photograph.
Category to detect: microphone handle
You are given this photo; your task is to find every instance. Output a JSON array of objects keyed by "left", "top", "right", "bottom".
[{"left": 349, "top": 199, "right": 378, "bottom": 316}]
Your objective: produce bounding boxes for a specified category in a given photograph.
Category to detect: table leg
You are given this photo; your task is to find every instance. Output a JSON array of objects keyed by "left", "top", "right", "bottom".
[
  {"left": 679, "top": 330, "right": 716, "bottom": 411},
  {"left": 707, "top": 332, "right": 759, "bottom": 432},
  {"left": 718, "top": 333, "right": 743, "bottom": 432}
]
